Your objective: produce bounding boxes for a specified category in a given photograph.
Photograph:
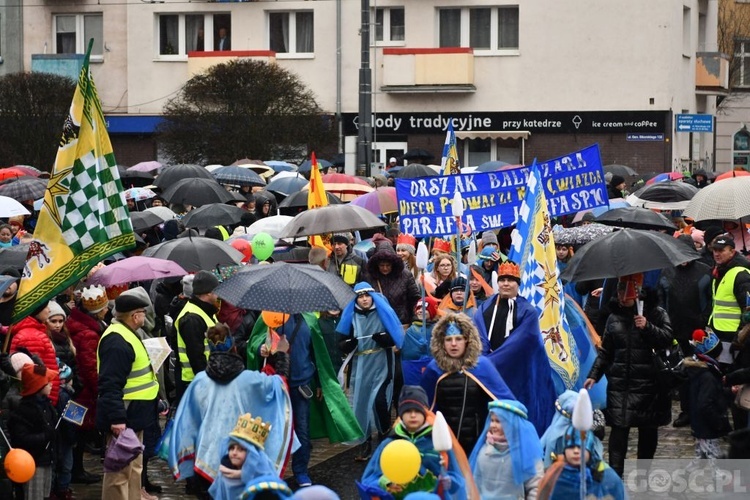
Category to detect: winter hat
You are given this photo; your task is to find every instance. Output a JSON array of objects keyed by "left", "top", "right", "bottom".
[
  {"left": 414, "top": 296, "right": 439, "bottom": 319},
  {"left": 481, "top": 231, "right": 499, "bottom": 247},
  {"left": 398, "top": 385, "right": 429, "bottom": 417},
  {"left": 450, "top": 277, "right": 467, "bottom": 292},
  {"left": 114, "top": 293, "right": 150, "bottom": 314},
  {"left": 81, "top": 285, "right": 109, "bottom": 314},
  {"left": 21, "top": 363, "right": 58, "bottom": 397},
  {"left": 711, "top": 233, "right": 735, "bottom": 249},
  {"left": 691, "top": 329, "right": 722, "bottom": 358},
  {"left": 610, "top": 175, "right": 625, "bottom": 187},
  {"left": 396, "top": 234, "right": 417, "bottom": 255},
  {"left": 47, "top": 300, "right": 66, "bottom": 320},
  {"left": 10, "top": 352, "right": 33, "bottom": 376},
  {"left": 192, "top": 270, "right": 220, "bottom": 295},
  {"left": 331, "top": 233, "right": 351, "bottom": 246},
  {"left": 703, "top": 225, "right": 724, "bottom": 250},
  {"left": 691, "top": 229, "right": 705, "bottom": 246},
  {"left": 181, "top": 274, "right": 194, "bottom": 297},
  {"left": 478, "top": 246, "right": 502, "bottom": 263}
]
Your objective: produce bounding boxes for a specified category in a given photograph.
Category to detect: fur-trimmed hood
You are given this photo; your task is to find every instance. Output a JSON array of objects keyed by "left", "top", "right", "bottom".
[
  {"left": 430, "top": 312, "right": 482, "bottom": 372},
  {"left": 367, "top": 246, "right": 405, "bottom": 277}
]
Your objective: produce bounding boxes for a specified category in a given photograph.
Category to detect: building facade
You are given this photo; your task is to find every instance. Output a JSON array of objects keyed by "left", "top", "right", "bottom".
[{"left": 18, "top": 1, "right": 725, "bottom": 174}]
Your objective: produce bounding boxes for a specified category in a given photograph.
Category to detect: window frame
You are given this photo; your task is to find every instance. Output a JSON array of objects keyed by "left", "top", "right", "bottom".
[
  {"left": 155, "top": 13, "right": 230, "bottom": 60},
  {"left": 53, "top": 13, "right": 104, "bottom": 62},
  {"left": 373, "top": 6, "right": 405, "bottom": 46},
  {"left": 267, "top": 10, "right": 315, "bottom": 59},
  {"left": 734, "top": 38, "right": 750, "bottom": 89},
  {"left": 437, "top": 5, "right": 519, "bottom": 56}
]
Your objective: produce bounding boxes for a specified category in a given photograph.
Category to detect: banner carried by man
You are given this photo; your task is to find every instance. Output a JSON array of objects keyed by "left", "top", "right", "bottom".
[
  {"left": 395, "top": 144, "right": 607, "bottom": 237},
  {"left": 13, "top": 40, "right": 135, "bottom": 321}
]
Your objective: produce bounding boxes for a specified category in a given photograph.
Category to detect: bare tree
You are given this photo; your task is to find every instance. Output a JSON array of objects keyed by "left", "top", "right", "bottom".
[
  {"left": 717, "top": 0, "right": 750, "bottom": 111},
  {"left": 157, "top": 60, "right": 335, "bottom": 164},
  {"left": 0, "top": 72, "right": 76, "bottom": 170}
]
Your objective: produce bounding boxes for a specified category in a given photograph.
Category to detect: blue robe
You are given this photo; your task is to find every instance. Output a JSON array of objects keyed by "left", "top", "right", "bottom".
[
  {"left": 360, "top": 422, "right": 465, "bottom": 500},
  {"left": 473, "top": 295, "right": 556, "bottom": 436},
  {"left": 420, "top": 356, "right": 515, "bottom": 407},
  {"left": 169, "top": 369, "right": 295, "bottom": 482},
  {"left": 207, "top": 436, "right": 278, "bottom": 500},
  {"left": 548, "top": 464, "right": 625, "bottom": 500},
  {"left": 401, "top": 321, "right": 435, "bottom": 386}
]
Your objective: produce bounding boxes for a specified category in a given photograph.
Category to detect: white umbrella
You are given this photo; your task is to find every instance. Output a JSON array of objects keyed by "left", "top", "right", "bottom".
[
  {"left": 683, "top": 177, "right": 750, "bottom": 221},
  {"left": 270, "top": 171, "right": 303, "bottom": 181},
  {"left": 0, "top": 195, "right": 31, "bottom": 218},
  {"left": 233, "top": 215, "right": 294, "bottom": 239},
  {"left": 144, "top": 206, "right": 178, "bottom": 221}
]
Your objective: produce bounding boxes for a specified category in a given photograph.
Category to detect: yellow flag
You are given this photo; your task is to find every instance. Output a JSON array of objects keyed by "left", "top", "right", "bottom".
[
  {"left": 307, "top": 152, "right": 330, "bottom": 250},
  {"left": 13, "top": 41, "right": 135, "bottom": 321}
]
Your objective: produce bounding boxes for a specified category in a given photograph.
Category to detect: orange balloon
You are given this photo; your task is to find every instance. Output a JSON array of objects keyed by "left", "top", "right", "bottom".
[
  {"left": 261, "top": 311, "right": 288, "bottom": 329},
  {"left": 4, "top": 448, "right": 36, "bottom": 483}
]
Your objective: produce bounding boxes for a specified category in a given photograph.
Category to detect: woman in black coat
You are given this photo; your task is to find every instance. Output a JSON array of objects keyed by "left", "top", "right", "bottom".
[
  {"left": 366, "top": 244, "right": 420, "bottom": 325},
  {"left": 585, "top": 277, "right": 673, "bottom": 476}
]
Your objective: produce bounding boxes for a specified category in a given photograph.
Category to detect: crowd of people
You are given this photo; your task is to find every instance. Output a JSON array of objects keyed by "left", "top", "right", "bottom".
[{"left": 0, "top": 165, "right": 749, "bottom": 500}]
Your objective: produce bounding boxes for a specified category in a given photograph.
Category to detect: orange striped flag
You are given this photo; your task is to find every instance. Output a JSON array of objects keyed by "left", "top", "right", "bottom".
[{"left": 307, "top": 152, "right": 330, "bottom": 249}]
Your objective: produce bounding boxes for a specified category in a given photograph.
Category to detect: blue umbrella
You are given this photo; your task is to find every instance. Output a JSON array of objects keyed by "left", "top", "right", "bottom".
[
  {"left": 265, "top": 176, "right": 308, "bottom": 196},
  {"left": 212, "top": 166, "right": 266, "bottom": 187},
  {"left": 298, "top": 159, "right": 332, "bottom": 173},
  {"left": 476, "top": 160, "right": 510, "bottom": 172},
  {"left": 263, "top": 161, "right": 297, "bottom": 173}
]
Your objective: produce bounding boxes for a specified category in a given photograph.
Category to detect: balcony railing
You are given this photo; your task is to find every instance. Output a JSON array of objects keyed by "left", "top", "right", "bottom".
[
  {"left": 187, "top": 50, "right": 276, "bottom": 77},
  {"left": 30, "top": 54, "right": 85, "bottom": 80},
  {"left": 696, "top": 52, "right": 729, "bottom": 95},
  {"left": 381, "top": 47, "right": 475, "bottom": 93}
]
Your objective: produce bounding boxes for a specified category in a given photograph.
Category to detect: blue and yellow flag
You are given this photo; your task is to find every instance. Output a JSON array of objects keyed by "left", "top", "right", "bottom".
[
  {"left": 13, "top": 40, "right": 134, "bottom": 321},
  {"left": 508, "top": 162, "right": 579, "bottom": 391},
  {"left": 441, "top": 120, "right": 460, "bottom": 175}
]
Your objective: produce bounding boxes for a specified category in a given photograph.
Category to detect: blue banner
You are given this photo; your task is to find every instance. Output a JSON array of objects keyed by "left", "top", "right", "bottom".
[{"left": 395, "top": 144, "right": 607, "bottom": 237}]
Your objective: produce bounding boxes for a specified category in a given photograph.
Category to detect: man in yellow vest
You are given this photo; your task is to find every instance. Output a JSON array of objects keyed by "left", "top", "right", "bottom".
[
  {"left": 709, "top": 234, "right": 750, "bottom": 357},
  {"left": 97, "top": 293, "right": 159, "bottom": 500},
  {"left": 175, "top": 270, "right": 219, "bottom": 399}
]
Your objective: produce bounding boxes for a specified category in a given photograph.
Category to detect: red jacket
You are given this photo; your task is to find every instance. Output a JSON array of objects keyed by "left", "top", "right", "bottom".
[
  {"left": 10, "top": 316, "right": 60, "bottom": 406},
  {"left": 66, "top": 307, "right": 104, "bottom": 430}
]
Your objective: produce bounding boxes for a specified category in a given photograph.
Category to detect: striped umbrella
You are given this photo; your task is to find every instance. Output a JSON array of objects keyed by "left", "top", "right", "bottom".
[
  {"left": 349, "top": 187, "right": 398, "bottom": 215},
  {"left": 213, "top": 166, "right": 267, "bottom": 187},
  {"left": 0, "top": 177, "right": 47, "bottom": 201},
  {"left": 303, "top": 173, "right": 373, "bottom": 202}
]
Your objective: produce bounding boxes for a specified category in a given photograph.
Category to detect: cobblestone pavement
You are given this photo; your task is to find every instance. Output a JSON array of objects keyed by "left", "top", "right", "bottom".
[{"left": 69, "top": 402, "right": 707, "bottom": 499}]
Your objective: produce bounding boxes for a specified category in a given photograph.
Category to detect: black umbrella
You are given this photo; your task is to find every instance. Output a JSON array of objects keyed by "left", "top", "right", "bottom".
[
  {"left": 603, "top": 164, "right": 638, "bottom": 177},
  {"left": 215, "top": 262, "right": 355, "bottom": 313},
  {"left": 153, "top": 164, "right": 214, "bottom": 189},
  {"left": 395, "top": 164, "right": 439, "bottom": 179},
  {"left": 280, "top": 204, "right": 386, "bottom": 238},
  {"left": 0, "top": 244, "right": 29, "bottom": 271},
  {"left": 594, "top": 207, "right": 676, "bottom": 232},
  {"left": 560, "top": 229, "right": 700, "bottom": 282},
  {"left": 161, "top": 178, "right": 235, "bottom": 207},
  {"left": 627, "top": 182, "right": 699, "bottom": 210},
  {"left": 278, "top": 191, "right": 342, "bottom": 209},
  {"left": 181, "top": 204, "right": 247, "bottom": 229},
  {"left": 266, "top": 176, "right": 309, "bottom": 196},
  {"left": 130, "top": 211, "right": 163, "bottom": 233},
  {"left": 0, "top": 177, "right": 47, "bottom": 201},
  {"left": 142, "top": 236, "right": 244, "bottom": 272},
  {"left": 212, "top": 166, "right": 267, "bottom": 188},
  {"left": 402, "top": 149, "right": 435, "bottom": 162}
]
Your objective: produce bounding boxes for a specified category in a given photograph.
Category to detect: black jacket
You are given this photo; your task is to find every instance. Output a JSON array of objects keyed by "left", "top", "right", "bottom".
[
  {"left": 658, "top": 260, "right": 712, "bottom": 341},
  {"left": 96, "top": 327, "right": 158, "bottom": 432},
  {"left": 434, "top": 371, "right": 491, "bottom": 454},
  {"left": 8, "top": 394, "right": 57, "bottom": 465},
  {"left": 588, "top": 298, "right": 673, "bottom": 428},
  {"left": 680, "top": 356, "right": 731, "bottom": 439}
]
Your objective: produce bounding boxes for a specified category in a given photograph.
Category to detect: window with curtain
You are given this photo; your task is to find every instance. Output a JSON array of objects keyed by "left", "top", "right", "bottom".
[
  {"left": 374, "top": 7, "right": 405, "bottom": 43},
  {"left": 157, "top": 13, "right": 228, "bottom": 57},
  {"left": 269, "top": 11, "right": 314, "bottom": 55},
  {"left": 439, "top": 6, "right": 519, "bottom": 53},
  {"left": 55, "top": 14, "right": 103, "bottom": 56},
  {"left": 439, "top": 9, "right": 461, "bottom": 48},
  {"left": 159, "top": 15, "right": 178, "bottom": 55},
  {"left": 185, "top": 15, "right": 205, "bottom": 53}
]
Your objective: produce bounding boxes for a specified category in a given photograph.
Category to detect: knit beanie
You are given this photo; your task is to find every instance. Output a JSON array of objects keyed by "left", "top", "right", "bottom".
[
  {"left": 414, "top": 296, "right": 439, "bottom": 320},
  {"left": 691, "top": 329, "right": 722, "bottom": 358},
  {"left": 47, "top": 300, "right": 66, "bottom": 320},
  {"left": 21, "top": 363, "right": 58, "bottom": 397},
  {"left": 192, "top": 270, "right": 219, "bottom": 296},
  {"left": 10, "top": 352, "right": 33, "bottom": 376},
  {"left": 398, "top": 385, "right": 429, "bottom": 417},
  {"left": 481, "top": 231, "right": 498, "bottom": 247}
]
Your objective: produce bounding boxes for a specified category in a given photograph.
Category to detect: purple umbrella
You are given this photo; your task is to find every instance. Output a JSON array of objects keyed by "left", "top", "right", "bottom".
[
  {"left": 128, "top": 161, "right": 163, "bottom": 173},
  {"left": 86, "top": 256, "right": 188, "bottom": 286}
]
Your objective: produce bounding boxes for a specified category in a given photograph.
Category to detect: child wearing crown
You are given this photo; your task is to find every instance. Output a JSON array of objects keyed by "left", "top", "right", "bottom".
[{"left": 208, "top": 413, "right": 277, "bottom": 500}]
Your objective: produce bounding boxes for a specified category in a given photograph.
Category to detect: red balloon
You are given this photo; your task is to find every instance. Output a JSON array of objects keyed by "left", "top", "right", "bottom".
[
  {"left": 4, "top": 448, "right": 35, "bottom": 483},
  {"left": 230, "top": 239, "right": 253, "bottom": 263}
]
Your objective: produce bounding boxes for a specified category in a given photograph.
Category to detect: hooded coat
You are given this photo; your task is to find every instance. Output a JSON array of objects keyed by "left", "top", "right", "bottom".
[
  {"left": 10, "top": 316, "right": 60, "bottom": 406},
  {"left": 420, "top": 313, "right": 514, "bottom": 455},
  {"left": 679, "top": 355, "right": 731, "bottom": 439},
  {"left": 367, "top": 247, "right": 420, "bottom": 324},
  {"left": 587, "top": 293, "right": 674, "bottom": 428}
]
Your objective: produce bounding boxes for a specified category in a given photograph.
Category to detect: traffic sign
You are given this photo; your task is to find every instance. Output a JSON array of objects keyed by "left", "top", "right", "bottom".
[{"left": 675, "top": 114, "right": 713, "bottom": 133}]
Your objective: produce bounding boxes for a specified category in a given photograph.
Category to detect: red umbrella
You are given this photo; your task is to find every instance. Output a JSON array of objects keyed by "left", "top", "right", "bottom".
[
  {"left": 0, "top": 167, "right": 35, "bottom": 181},
  {"left": 316, "top": 173, "right": 373, "bottom": 201},
  {"left": 715, "top": 169, "right": 750, "bottom": 182}
]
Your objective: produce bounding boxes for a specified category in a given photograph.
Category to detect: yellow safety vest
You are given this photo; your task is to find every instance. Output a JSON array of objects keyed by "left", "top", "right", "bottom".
[
  {"left": 97, "top": 323, "right": 159, "bottom": 401},
  {"left": 175, "top": 302, "right": 216, "bottom": 382},
  {"left": 710, "top": 266, "right": 750, "bottom": 333}
]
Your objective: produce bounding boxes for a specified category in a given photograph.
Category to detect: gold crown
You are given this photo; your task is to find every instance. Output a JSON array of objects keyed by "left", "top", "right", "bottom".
[
  {"left": 229, "top": 413, "right": 272, "bottom": 450},
  {"left": 81, "top": 285, "right": 109, "bottom": 312},
  {"left": 497, "top": 261, "right": 521, "bottom": 279}
]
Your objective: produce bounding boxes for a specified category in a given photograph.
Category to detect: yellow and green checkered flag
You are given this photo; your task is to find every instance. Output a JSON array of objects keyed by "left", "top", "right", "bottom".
[{"left": 13, "top": 40, "right": 134, "bottom": 321}]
